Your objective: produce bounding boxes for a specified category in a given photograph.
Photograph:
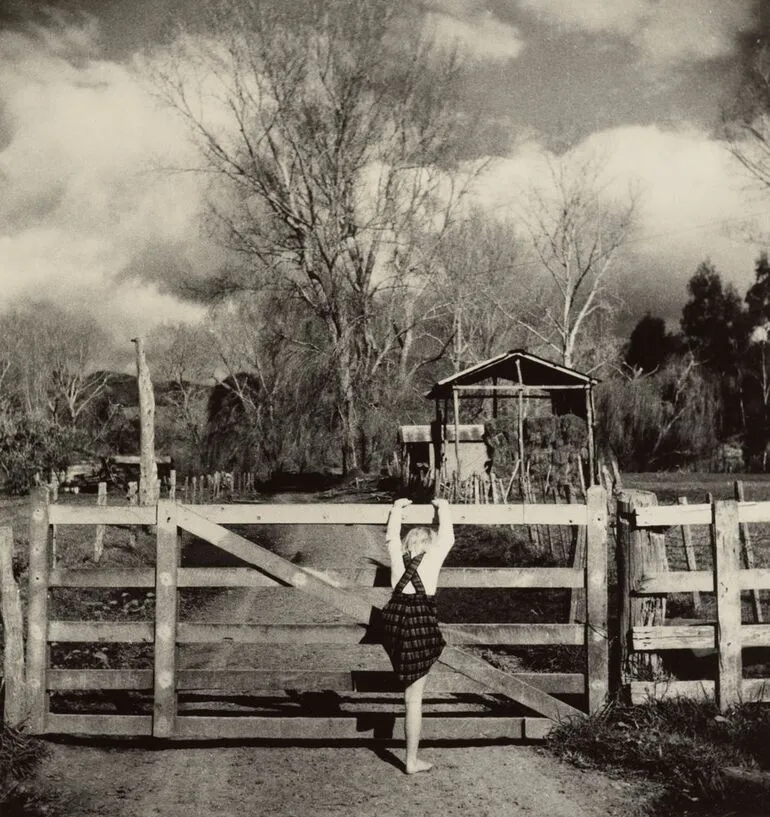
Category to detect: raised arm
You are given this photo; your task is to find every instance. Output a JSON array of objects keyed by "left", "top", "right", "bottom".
[
  {"left": 386, "top": 497, "right": 412, "bottom": 566},
  {"left": 432, "top": 497, "right": 454, "bottom": 555}
]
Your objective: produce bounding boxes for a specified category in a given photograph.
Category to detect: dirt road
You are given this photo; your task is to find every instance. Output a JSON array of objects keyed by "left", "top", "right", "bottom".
[{"left": 33, "top": 516, "right": 654, "bottom": 817}]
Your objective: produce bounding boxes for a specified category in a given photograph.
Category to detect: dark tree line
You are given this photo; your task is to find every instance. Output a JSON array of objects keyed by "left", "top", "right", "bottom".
[{"left": 600, "top": 255, "right": 770, "bottom": 472}]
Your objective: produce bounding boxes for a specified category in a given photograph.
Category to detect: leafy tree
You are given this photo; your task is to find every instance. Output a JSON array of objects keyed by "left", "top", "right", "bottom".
[
  {"left": 625, "top": 313, "right": 680, "bottom": 374},
  {"left": 681, "top": 260, "right": 745, "bottom": 374},
  {"left": 596, "top": 356, "right": 720, "bottom": 471}
]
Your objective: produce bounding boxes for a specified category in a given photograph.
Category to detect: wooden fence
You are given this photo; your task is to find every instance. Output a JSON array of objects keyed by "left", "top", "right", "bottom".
[
  {"left": 617, "top": 490, "right": 770, "bottom": 709},
  {"left": 2, "top": 487, "right": 609, "bottom": 740}
]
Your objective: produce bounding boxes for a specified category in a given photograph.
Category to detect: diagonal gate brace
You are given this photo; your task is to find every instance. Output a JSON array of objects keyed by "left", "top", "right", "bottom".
[{"left": 177, "top": 506, "right": 585, "bottom": 722}]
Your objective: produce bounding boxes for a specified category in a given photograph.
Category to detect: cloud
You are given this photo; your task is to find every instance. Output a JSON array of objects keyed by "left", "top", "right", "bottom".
[
  {"left": 425, "top": 2, "right": 525, "bottom": 61},
  {"left": 0, "top": 15, "right": 210, "bottom": 354},
  {"left": 471, "top": 124, "right": 770, "bottom": 323},
  {"left": 514, "top": 0, "right": 754, "bottom": 69}
]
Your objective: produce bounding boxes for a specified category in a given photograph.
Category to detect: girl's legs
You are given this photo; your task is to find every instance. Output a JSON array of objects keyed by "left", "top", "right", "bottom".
[{"left": 404, "top": 674, "right": 431, "bottom": 774}]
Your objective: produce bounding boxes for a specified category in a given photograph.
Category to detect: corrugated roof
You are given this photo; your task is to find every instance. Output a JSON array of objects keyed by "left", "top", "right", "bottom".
[{"left": 426, "top": 349, "right": 597, "bottom": 399}]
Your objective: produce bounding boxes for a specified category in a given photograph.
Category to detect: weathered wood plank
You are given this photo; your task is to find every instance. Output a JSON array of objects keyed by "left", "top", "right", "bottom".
[
  {"left": 1, "top": 527, "right": 26, "bottom": 726},
  {"left": 153, "top": 500, "right": 178, "bottom": 737},
  {"left": 714, "top": 500, "right": 743, "bottom": 711},
  {"left": 175, "top": 622, "right": 584, "bottom": 646},
  {"left": 617, "top": 491, "right": 667, "bottom": 684},
  {"left": 635, "top": 500, "right": 770, "bottom": 528},
  {"left": 438, "top": 648, "right": 584, "bottom": 722},
  {"left": 735, "top": 481, "right": 763, "bottom": 623},
  {"left": 173, "top": 669, "right": 585, "bottom": 695},
  {"left": 93, "top": 482, "right": 107, "bottom": 563},
  {"left": 633, "top": 623, "right": 770, "bottom": 651},
  {"left": 585, "top": 486, "right": 609, "bottom": 713},
  {"left": 45, "top": 668, "right": 584, "bottom": 695},
  {"left": 633, "top": 625, "right": 716, "bottom": 650},
  {"left": 634, "top": 503, "right": 711, "bottom": 527},
  {"left": 177, "top": 566, "right": 583, "bottom": 589},
  {"left": 178, "top": 567, "right": 281, "bottom": 587},
  {"left": 637, "top": 568, "right": 770, "bottom": 593},
  {"left": 677, "top": 497, "right": 701, "bottom": 614},
  {"left": 49, "top": 568, "right": 156, "bottom": 587},
  {"left": 44, "top": 713, "right": 152, "bottom": 736},
  {"left": 48, "top": 505, "right": 157, "bottom": 526},
  {"left": 630, "top": 678, "right": 770, "bottom": 705},
  {"left": 47, "top": 565, "right": 585, "bottom": 590},
  {"left": 47, "top": 669, "right": 153, "bottom": 690},
  {"left": 185, "top": 503, "right": 589, "bottom": 527},
  {"left": 26, "top": 488, "right": 50, "bottom": 734},
  {"left": 172, "top": 715, "right": 554, "bottom": 741},
  {"left": 48, "top": 621, "right": 154, "bottom": 642}
]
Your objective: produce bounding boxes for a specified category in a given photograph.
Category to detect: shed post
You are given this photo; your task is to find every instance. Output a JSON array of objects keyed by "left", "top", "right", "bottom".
[
  {"left": 586, "top": 386, "right": 596, "bottom": 486},
  {"left": 433, "top": 399, "right": 442, "bottom": 493},
  {"left": 452, "top": 387, "right": 461, "bottom": 482}
]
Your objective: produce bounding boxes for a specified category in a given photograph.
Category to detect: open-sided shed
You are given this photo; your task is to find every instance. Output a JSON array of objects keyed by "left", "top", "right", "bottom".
[{"left": 420, "top": 350, "right": 599, "bottom": 499}]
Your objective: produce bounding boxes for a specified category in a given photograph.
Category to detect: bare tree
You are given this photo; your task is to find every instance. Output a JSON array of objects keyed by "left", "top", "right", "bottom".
[
  {"left": 147, "top": 0, "right": 476, "bottom": 472},
  {"left": 0, "top": 300, "right": 112, "bottom": 424},
  {"left": 435, "top": 208, "right": 529, "bottom": 371},
  {"left": 148, "top": 321, "right": 218, "bottom": 458},
  {"left": 505, "top": 151, "right": 636, "bottom": 370}
]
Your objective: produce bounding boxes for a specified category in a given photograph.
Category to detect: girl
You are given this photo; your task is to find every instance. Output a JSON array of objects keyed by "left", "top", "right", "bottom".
[{"left": 380, "top": 496, "right": 454, "bottom": 774}]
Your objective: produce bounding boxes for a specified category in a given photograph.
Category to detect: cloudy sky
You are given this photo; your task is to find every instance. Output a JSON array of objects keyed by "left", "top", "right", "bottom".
[{"left": 0, "top": 0, "right": 767, "bottom": 351}]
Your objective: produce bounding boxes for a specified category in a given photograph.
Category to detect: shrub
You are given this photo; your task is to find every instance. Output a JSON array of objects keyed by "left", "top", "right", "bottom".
[{"left": 547, "top": 698, "right": 770, "bottom": 815}]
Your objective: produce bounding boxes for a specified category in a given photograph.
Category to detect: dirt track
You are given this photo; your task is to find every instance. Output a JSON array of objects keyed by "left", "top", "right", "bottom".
[{"left": 33, "top": 517, "right": 655, "bottom": 816}]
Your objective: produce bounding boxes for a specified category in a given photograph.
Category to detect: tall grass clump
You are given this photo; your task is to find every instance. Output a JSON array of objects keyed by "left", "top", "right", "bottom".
[
  {"left": 1, "top": 722, "right": 49, "bottom": 813},
  {"left": 547, "top": 698, "right": 770, "bottom": 815}
]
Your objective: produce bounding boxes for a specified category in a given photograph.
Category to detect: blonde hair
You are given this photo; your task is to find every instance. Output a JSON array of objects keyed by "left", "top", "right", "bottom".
[{"left": 402, "top": 526, "right": 436, "bottom": 558}]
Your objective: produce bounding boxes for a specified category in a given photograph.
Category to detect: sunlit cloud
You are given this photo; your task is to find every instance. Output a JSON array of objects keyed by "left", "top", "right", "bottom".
[
  {"left": 425, "top": 5, "right": 525, "bottom": 62},
  {"left": 0, "top": 15, "right": 210, "bottom": 350}
]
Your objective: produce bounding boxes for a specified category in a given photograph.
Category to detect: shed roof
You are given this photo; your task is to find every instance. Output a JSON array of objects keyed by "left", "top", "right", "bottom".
[{"left": 426, "top": 349, "right": 597, "bottom": 399}]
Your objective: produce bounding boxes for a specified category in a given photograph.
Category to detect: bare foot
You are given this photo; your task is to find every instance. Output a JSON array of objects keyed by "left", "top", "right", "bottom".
[{"left": 405, "top": 759, "right": 433, "bottom": 775}]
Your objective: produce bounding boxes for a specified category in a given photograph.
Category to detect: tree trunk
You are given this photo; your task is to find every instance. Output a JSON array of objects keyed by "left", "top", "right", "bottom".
[
  {"left": 335, "top": 344, "right": 358, "bottom": 475},
  {"left": 133, "top": 337, "right": 158, "bottom": 506}
]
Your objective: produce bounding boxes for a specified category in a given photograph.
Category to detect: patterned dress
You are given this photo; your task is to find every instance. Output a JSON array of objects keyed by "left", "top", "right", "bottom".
[{"left": 379, "top": 553, "right": 446, "bottom": 686}]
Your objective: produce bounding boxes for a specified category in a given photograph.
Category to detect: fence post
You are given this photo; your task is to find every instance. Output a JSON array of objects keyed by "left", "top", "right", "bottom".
[
  {"left": 169, "top": 470, "right": 176, "bottom": 502},
  {"left": 677, "top": 496, "right": 701, "bottom": 615},
  {"left": 153, "top": 500, "right": 179, "bottom": 738},
  {"left": 616, "top": 490, "right": 667, "bottom": 689},
  {"left": 26, "top": 487, "right": 50, "bottom": 734},
  {"left": 585, "top": 486, "right": 609, "bottom": 713},
  {"left": 713, "top": 499, "right": 742, "bottom": 711},
  {"left": 1, "top": 527, "right": 26, "bottom": 727},
  {"left": 93, "top": 482, "right": 107, "bottom": 563},
  {"left": 567, "top": 484, "right": 586, "bottom": 623},
  {"left": 734, "top": 480, "right": 762, "bottom": 623}
]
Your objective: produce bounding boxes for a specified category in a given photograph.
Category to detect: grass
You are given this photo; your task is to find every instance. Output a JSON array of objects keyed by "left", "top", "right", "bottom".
[
  {"left": 547, "top": 697, "right": 770, "bottom": 816},
  {"left": 0, "top": 722, "right": 49, "bottom": 816}
]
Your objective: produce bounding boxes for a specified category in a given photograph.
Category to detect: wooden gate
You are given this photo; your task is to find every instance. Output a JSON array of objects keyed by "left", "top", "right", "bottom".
[{"left": 24, "top": 488, "right": 608, "bottom": 740}]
